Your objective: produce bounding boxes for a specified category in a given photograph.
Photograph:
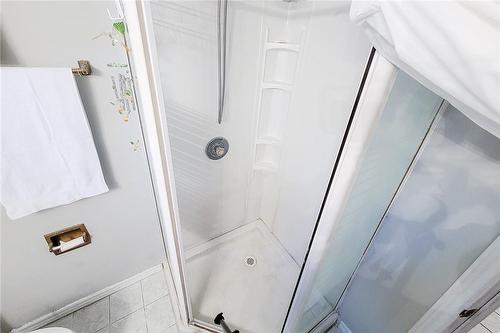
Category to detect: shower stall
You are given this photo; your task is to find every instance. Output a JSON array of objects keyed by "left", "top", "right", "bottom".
[{"left": 124, "top": 1, "right": 500, "bottom": 332}]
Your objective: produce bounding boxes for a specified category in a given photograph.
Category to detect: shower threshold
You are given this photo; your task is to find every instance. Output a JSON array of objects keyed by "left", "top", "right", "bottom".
[{"left": 185, "top": 220, "right": 333, "bottom": 333}]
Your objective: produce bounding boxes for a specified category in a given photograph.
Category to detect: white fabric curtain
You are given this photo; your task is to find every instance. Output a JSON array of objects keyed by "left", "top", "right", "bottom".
[{"left": 350, "top": 1, "right": 500, "bottom": 138}]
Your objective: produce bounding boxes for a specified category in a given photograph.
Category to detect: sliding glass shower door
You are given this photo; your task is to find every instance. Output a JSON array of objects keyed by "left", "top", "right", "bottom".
[
  {"left": 290, "top": 69, "right": 444, "bottom": 332},
  {"left": 289, "top": 65, "right": 500, "bottom": 332},
  {"left": 337, "top": 106, "right": 500, "bottom": 333}
]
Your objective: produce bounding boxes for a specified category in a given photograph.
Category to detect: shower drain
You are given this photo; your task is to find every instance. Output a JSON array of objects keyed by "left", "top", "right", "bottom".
[{"left": 245, "top": 256, "right": 257, "bottom": 267}]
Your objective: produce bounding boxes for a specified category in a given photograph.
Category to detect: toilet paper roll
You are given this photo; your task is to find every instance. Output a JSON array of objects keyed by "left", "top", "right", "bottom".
[{"left": 53, "top": 236, "right": 85, "bottom": 252}]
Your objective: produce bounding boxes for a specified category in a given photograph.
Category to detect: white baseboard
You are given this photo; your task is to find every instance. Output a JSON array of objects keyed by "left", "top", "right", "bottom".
[{"left": 12, "top": 264, "right": 164, "bottom": 333}]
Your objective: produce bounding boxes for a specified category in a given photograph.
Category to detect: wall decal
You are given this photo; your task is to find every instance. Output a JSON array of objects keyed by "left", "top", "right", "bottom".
[
  {"left": 93, "top": 21, "right": 129, "bottom": 51},
  {"left": 110, "top": 74, "right": 136, "bottom": 122},
  {"left": 130, "top": 139, "right": 142, "bottom": 152}
]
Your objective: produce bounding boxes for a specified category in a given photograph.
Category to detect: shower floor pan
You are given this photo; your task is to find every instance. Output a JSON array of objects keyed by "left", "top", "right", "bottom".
[
  {"left": 185, "top": 220, "right": 300, "bottom": 333},
  {"left": 185, "top": 220, "right": 333, "bottom": 332}
]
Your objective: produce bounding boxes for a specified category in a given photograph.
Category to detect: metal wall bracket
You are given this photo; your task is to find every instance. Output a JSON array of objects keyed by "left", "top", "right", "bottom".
[{"left": 72, "top": 60, "right": 92, "bottom": 76}]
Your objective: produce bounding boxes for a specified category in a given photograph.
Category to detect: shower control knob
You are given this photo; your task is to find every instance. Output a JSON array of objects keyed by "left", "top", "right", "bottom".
[
  {"left": 215, "top": 146, "right": 226, "bottom": 157},
  {"left": 206, "top": 137, "right": 229, "bottom": 160}
]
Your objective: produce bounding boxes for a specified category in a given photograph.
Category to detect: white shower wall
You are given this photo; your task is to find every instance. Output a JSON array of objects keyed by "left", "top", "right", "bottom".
[
  {"left": 263, "top": 1, "right": 371, "bottom": 263},
  {"left": 151, "top": 0, "right": 370, "bottom": 262},
  {"left": 151, "top": 0, "right": 260, "bottom": 248}
]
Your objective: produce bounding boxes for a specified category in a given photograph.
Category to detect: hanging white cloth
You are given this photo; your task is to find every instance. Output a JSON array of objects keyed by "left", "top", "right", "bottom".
[
  {"left": 0, "top": 67, "right": 109, "bottom": 219},
  {"left": 350, "top": 1, "right": 500, "bottom": 138}
]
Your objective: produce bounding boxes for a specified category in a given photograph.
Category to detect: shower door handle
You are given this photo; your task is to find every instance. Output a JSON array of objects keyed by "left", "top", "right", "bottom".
[{"left": 214, "top": 313, "right": 239, "bottom": 333}]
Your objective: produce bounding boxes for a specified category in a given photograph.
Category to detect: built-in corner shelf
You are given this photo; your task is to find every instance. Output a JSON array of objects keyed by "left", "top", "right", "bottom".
[{"left": 251, "top": 25, "right": 303, "bottom": 177}]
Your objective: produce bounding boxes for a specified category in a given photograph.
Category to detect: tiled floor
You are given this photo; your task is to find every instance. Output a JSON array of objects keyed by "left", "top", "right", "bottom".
[
  {"left": 39, "top": 260, "right": 499, "bottom": 333},
  {"left": 44, "top": 269, "right": 178, "bottom": 333},
  {"left": 471, "top": 307, "right": 500, "bottom": 333}
]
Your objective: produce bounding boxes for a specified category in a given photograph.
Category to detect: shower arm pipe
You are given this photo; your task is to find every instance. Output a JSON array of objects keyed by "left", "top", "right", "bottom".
[{"left": 217, "top": 0, "right": 228, "bottom": 124}]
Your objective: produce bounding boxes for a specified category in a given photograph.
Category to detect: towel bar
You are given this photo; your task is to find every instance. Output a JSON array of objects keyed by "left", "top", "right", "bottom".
[{"left": 72, "top": 60, "right": 92, "bottom": 76}]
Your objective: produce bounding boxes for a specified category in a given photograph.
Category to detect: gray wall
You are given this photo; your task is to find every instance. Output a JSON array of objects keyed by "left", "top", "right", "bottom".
[{"left": 1, "top": 1, "right": 165, "bottom": 330}]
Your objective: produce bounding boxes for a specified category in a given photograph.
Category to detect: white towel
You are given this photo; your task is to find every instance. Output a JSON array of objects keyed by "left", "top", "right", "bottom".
[
  {"left": 0, "top": 67, "right": 109, "bottom": 219},
  {"left": 350, "top": 1, "right": 500, "bottom": 139}
]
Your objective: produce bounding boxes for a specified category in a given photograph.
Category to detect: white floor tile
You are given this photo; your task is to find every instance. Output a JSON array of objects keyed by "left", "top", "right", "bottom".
[
  {"left": 43, "top": 266, "right": 179, "bottom": 333},
  {"left": 110, "top": 283, "right": 144, "bottom": 323},
  {"left": 110, "top": 309, "right": 147, "bottom": 333},
  {"left": 73, "top": 297, "right": 109, "bottom": 333},
  {"left": 482, "top": 312, "right": 500, "bottom": 332},
  {"left": 145, "top": 296, "right": 176, "bottom": 333},
  {"left": 469, "top": 324, "right": 491, "bottom": 333},
  {"left": 141, "top": 270, "right": 168, "bottom": 306}
]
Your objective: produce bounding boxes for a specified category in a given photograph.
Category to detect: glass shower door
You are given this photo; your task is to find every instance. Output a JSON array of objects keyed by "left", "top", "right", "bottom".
[
  {"left": 338, "top": 105, "right": 500, "bottom": 333},
  {"left": 289, "top": 64, "right": 500, "bottom": 332},
  {"left": 288, "top": 66, "right": 445, "bottom": 332}
]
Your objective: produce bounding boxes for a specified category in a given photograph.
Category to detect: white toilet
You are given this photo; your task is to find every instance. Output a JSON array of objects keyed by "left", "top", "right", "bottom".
[{"left": 30, "top": 328, "right": 74, "bottom": 333}]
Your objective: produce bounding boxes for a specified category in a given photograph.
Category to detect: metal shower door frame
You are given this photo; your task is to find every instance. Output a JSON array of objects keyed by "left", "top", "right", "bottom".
[
  {"left": 121, "top": 0, "right": 195, "bottom": 329},
  {"left": 123, "top": 2, "right": 236, "bottom": 332}
]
